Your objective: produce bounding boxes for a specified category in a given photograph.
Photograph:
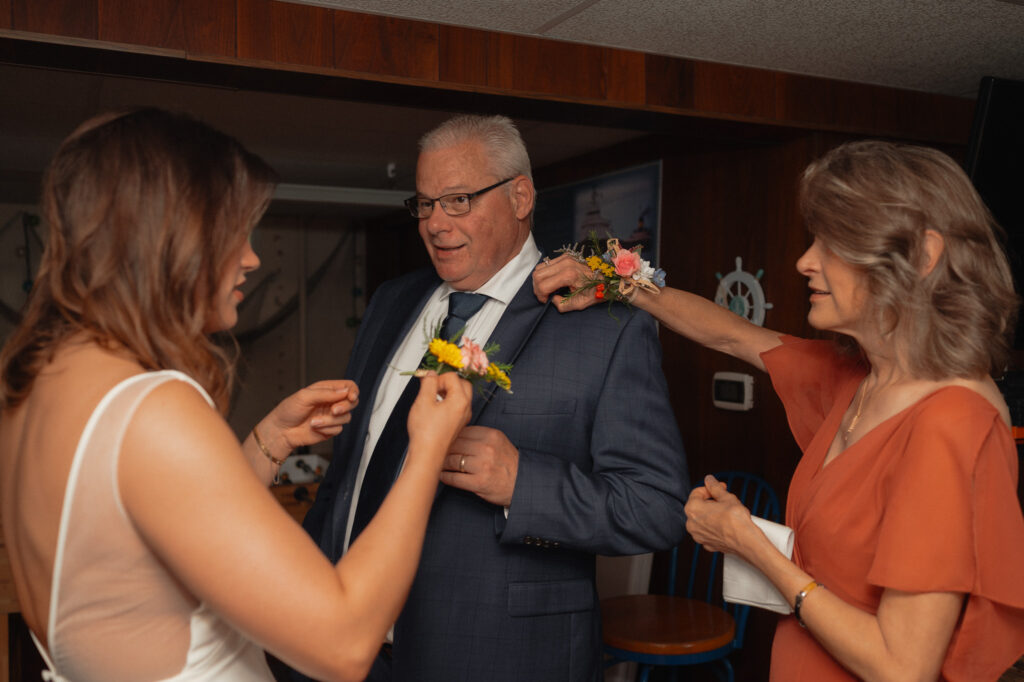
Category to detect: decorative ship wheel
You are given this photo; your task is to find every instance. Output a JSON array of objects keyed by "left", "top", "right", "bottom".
[{"left": 715, "top": 256, "right": 773, "bottom": 327}]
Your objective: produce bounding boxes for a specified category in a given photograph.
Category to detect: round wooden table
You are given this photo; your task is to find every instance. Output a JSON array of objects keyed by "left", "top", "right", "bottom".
[{"left": 601, "top": 594, "right": 736, "bottom": 656}]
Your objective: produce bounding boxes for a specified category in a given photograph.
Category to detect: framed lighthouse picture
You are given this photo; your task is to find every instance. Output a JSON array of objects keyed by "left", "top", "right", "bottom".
[{"left": 533, "top": 161, "right": 662, "bottom": 267}]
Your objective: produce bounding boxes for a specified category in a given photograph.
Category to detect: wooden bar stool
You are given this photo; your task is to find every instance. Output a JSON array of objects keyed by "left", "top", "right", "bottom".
[{"left": 600, "top": 471, "right": 781, "bottom": 682}]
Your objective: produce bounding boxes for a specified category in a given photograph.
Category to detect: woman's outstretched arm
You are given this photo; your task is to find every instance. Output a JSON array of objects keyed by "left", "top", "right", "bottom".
[{"left": 533, "top": 254, "right": 783, "bottom": 370}]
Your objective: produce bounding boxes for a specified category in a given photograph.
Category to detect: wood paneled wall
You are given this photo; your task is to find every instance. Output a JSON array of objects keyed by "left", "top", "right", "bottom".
[{"left": 1, "top": 0, "right": 973, "bottom": 145}]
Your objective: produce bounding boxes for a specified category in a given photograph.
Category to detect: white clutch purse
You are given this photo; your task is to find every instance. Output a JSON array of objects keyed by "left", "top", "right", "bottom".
[{"left": 722, "top": 516, "right": 794, "bottom": 614}]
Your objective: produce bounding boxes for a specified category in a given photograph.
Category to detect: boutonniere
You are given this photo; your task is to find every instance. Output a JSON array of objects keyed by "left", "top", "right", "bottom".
[
  {"left": 404, "top": 321, "right": 512, "bottom": 393},
  {"left": 556, "top": 233, "right": 666, "bottom": 304}
]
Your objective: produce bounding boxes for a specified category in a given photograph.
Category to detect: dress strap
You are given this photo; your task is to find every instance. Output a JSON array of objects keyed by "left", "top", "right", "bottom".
[{"left": 28, "top": 629, "right": 67, "bottom": 682}]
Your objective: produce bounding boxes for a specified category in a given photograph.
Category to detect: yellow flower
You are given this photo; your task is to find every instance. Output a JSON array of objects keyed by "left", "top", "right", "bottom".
[
  {"left": 486, "top": 363, "right": 511, "bottom": 391},
  {"left": 586, "top": 255, "right": 615, "bottom": 278},
  {"left": 429, "top": 338, "right": 463, "bottom": 369}
]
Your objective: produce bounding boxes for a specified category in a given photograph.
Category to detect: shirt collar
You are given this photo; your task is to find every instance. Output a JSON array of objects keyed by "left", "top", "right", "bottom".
[{"left": 439, "top": 233, "right": 541, "bottom": 305}]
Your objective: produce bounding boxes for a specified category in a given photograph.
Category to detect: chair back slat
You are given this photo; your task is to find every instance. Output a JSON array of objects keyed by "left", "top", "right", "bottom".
[
  {"left": 680, "top": 471, "right": 781, "bottom": 651},
  {"left": 668, "top": 545, "right": 680, "bottom": 597}
]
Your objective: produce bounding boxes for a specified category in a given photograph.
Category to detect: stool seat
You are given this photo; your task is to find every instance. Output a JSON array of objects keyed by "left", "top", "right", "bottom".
[
  {"left": 601, "top": 595, "right": 736, "bottom": 656},
  {"left": 600, "top": 472, "right": 780, "bottom": 682}
]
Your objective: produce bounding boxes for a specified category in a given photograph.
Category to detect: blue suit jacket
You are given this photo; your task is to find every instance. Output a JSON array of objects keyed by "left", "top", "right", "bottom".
[{"left": 302, "top": 265, "right": 688, "bottom": 682}]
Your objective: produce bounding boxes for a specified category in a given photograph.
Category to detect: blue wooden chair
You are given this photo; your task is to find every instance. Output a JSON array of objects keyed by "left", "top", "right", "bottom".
[{"left": 601, "top": 471, "right": 782, "bottom": 682}]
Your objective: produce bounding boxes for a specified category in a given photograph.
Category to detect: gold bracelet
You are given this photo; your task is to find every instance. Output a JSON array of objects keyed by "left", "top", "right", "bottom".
[
  {"left": 794, "top": 580, "right": 825, "bottom": 628},
  {"left": 252, "top": 425, "right": 286, "bottom": 466}
]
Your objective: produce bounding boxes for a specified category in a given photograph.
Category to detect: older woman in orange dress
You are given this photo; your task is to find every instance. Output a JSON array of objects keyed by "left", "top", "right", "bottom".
[{"left": 533, "top": 140, "right": 1024, "bottom": 680}]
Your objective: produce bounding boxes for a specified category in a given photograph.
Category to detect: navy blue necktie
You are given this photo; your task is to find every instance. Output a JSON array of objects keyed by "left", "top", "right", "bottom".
[
  {"left": 349, "top": 292, "right": 488, "bottom": 543},
  {"left": 440, "top": 292, "right": 489, "bottom": 340}
]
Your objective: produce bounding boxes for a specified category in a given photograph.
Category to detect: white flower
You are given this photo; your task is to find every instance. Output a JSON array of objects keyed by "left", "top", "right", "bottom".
[{"left": 636, "top": 259, "right": 657, "bottom": 281}]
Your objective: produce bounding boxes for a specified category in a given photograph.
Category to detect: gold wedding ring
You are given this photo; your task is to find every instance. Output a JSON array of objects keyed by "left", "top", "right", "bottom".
[{"left": 459, "top": 455, "right": 466, "bottom": 473}]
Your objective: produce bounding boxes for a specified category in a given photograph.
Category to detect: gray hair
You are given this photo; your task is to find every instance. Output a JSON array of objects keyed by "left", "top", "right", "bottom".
[{"left": 419, "top": 114, "right": 533, "bottom": 184}]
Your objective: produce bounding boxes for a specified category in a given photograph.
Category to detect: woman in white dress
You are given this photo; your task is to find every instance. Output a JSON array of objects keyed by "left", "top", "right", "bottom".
[{"left": 0, "top": 108, "right": 473, "bottom": 682}]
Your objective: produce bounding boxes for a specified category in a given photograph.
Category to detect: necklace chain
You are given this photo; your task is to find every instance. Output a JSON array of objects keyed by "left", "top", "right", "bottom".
[{"left": 843, "top": 380, "right": 870, "bottom": 443}]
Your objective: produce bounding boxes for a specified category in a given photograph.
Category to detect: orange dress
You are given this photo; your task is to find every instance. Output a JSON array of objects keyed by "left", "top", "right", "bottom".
[{"left": 762, "top": 336, "right": 1024, "bottom": 681}]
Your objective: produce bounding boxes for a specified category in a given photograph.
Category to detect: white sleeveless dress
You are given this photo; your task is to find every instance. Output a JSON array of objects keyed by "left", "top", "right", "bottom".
[{"left": 32, "top": 371, "right": 274, "bottom": 681}]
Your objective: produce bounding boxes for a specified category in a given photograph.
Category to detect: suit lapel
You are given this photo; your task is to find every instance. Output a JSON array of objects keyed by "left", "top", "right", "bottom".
[
  {"left": 471, "top": 275, "right": 551, "bottom": 420},
  {"left": 326, "top": 270, "right": 439, "bottom": 558},
  {"left": 359, "top": 271, "right": 441, "bottom": 402}
]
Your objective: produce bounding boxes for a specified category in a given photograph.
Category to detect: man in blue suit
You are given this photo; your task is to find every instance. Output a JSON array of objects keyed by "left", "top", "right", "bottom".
[{"left": 301, "top": 114, "right": 688, "bottom": 682}]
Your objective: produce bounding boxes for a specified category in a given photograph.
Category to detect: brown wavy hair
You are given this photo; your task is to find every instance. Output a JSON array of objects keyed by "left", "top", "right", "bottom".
[
  {"left": 800, "top": 140, "right": 1019, "bottom": 379},
  {"left": 0, "top": 108, "right": 277, "bottom": 410}
]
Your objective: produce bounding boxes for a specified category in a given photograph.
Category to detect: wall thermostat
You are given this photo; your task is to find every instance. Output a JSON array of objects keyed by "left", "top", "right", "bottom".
[{"left": 712, "top": 371, "right": 754, "bottom": 411}]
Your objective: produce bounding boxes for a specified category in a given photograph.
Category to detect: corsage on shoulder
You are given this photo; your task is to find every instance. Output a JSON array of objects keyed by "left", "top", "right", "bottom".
[
  {"left": 404, "top": 321, "right": 512, "bottom": 393},
  {"left": 556, "top": 233, "right": 665, "bottom": 304}
]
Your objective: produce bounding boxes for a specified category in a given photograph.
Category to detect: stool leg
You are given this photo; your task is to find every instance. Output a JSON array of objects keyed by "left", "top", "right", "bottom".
[{"left": 713, "top": 658, "right": 735, "bottom": 682}]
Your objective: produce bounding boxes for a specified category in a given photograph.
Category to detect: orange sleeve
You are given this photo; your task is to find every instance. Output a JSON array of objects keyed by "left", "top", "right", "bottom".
[
  {"left": 760, "top": 335, "right": 863, "bottom": 451},
  {"left": 867, "top": 397, "right": 981, "bottom": 592},
  {"left": 867, "top": 390, "right": 1024, "bottom": 681},
  {"left": 867, "top": 392, "right": 1024, "bottom": 601}
]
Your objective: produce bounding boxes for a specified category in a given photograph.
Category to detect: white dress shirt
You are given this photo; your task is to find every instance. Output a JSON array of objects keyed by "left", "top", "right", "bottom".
[{"left": 342, "top": 233, "right": 542, "bottom": 552}]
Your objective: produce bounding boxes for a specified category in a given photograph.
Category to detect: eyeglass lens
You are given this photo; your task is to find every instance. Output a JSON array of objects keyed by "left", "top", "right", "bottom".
[{"left": 405, "top": 177, "right": 513, "bottom": 218}]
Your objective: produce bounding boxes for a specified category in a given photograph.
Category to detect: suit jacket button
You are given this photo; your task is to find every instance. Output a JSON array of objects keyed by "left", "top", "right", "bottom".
[{"left": 523, "top": 536, "right": 534, "bottom": 545}]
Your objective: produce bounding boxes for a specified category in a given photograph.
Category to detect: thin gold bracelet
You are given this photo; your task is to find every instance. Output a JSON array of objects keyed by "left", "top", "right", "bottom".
[
  {"left": 794, "top": 580, "right": 825, "bottom": 628},
  {"left": 252, "top": 425, "right": 286, "bottom": 466}
]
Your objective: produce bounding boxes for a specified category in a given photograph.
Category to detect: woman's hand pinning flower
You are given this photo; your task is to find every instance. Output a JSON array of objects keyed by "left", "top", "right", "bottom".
[
  {"left": 404, "top": 321, "right": 513, "bottom": 393},
  {"left": 537, "top": 233, "right": 666, "bottom": 308}
]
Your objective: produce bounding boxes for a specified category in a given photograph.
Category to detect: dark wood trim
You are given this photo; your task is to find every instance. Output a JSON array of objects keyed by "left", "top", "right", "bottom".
[
  {"left": 0, "top": 34, "right": 807, "bottom": 144},
  {"left": 0, "top": 0, "right": 975, "bottom": 144},
  {"left": 12, "top": 0, "right": 96, "bottom": 39},
  {"left": 333, "top": 9, "right": 439, "bottom": 81},
  {"left": 98, "top": 0, "right": 186, "bottom": 51},
  {"left": 183, "top": 0, "right": 237, "bottom": 58},
  {"left": 237, "top": 0, "right": 333, "bottom": 68}
]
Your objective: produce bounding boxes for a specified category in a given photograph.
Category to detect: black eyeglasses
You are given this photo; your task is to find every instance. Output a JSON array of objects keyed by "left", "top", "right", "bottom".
[{"left": 404, "top": 177, "right": 514, "bottom": 218}]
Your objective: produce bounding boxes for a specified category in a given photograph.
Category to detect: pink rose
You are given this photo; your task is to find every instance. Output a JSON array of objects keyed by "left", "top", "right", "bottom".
[
  {"left": 460, "top": 337, "right": 490, "bottom": 375},
  {"left": 612, "top": 249, "right": 642, "bottom": 277}
]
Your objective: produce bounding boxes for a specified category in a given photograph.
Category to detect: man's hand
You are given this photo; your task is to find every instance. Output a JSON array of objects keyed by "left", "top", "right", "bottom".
[{"left": 439, "top": 425, "right": 519, "bottom": 507}]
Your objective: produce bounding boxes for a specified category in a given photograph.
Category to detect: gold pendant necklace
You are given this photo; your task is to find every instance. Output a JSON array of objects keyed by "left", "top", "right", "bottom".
[{"left": 843, "top": 380, "right": 870, "bottom": 443}]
